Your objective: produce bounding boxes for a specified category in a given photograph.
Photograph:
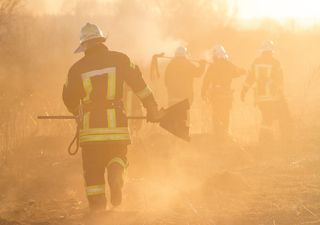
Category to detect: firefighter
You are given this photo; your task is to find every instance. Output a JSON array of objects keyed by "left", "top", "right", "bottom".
[
  {"left": 165, "top": 46, "right": 206, "bottom": 106},
  {"left": 240, "top": 40, "right": 292, "bottom": 144},
  {"left": 62, "top": 23, "right": 161, "bottom": 212},
  {"left": 201, "top": 45, "right": 246, "bottom": 140}
]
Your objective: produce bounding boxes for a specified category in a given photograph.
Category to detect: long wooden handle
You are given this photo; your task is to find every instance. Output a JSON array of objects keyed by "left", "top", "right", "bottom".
[
  {"left": 38, "top": 116, "right": 76, "bottom": 120},
  {"left": 37, "top": 116, "right": 146, "bottom": 120}
]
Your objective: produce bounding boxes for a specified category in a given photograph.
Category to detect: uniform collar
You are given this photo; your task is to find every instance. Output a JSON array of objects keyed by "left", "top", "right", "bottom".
[{"left": 85, "top": 43, "right": 109, "bottom": 56}]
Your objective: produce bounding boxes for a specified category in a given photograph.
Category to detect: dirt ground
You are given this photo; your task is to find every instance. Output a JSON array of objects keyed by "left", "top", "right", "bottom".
[{"left": 0, "top": 127, "right": 320, "bottom": 225}]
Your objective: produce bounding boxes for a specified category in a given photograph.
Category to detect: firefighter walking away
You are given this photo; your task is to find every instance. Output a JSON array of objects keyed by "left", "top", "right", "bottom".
[
  {"left": 62, "top": 23, "right": 162, "bottom": 212},
  {"left": 241, "top": 40, "right": 292, "bottom": 146},
  {"left": 165, "top": 46, "right": 206, "bottom": 106},
  {"left": 202, "top": 45, "right": 246, "bottom": 141}
]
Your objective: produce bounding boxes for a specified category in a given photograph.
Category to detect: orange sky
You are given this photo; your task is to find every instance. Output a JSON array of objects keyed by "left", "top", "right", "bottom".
[
  {"left": 237, "top": 0, "right": 320, "bottom": 21},
  {"left": 29, "top": 0, "right": 320, "bottom": 26}
]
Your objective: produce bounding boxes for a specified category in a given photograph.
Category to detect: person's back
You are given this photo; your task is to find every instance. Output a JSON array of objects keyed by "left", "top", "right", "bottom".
[
  {"left": 202, "top": 45, "right": 245, "bottom": 140},
  {"left": 64, "top": 43, "right": 153, "bottom": 144},
  {"left": 250, "top": 52, "right": 283, "bottom": 102},
  {"left": 62, "top": 23, "right": 161, "bottom": 212},
  {"left": 164, "top": 46, "right": 205, "bottom": 105},
  {"left": 241, "top": 40, "right": 291, "bottom": 145},
  {"left": 202, "top": 58, "right": 244, "bottom": 99},
  {"left": 165, "top": 57, "right": 201, "bottom": 104}
]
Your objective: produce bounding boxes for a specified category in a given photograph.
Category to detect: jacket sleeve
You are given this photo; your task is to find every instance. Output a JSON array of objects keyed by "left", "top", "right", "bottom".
[
  {"left": 189, "top": 61, "right": 206, "bottom": 78},
  {"left": 62, "top": 67, "right": 84, "bottom": 115},
  {"left": 228, "top": 61, "right": 246, "bottom": 78},
  {"left": 122, "top": 56, "right": 157, "bottom": 109}
]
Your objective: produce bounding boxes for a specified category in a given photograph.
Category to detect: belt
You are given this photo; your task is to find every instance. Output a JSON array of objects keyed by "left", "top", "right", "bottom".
[{"left": 82, "top": 101, "right": 123, "bottom": 112}]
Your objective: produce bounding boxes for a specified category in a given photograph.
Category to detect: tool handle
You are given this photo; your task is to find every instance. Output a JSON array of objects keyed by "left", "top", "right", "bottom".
[
  {"left": 38, "top": 115, "right": 147, "bottom": 120},
  {"left": 37, "top": 116, "right": 76, "bottom": 120}
]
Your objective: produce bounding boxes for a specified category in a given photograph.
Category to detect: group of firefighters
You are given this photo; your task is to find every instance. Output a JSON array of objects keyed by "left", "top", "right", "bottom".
[
  {"left": 62, "top": 23, "right": 292, "bottom": 212},
  {"left": 165, "top": 41, "right": 292, "bottom": 144}
]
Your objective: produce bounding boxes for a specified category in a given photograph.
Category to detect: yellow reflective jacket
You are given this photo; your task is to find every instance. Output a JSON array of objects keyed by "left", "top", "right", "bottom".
[
  {"left": 63, "top": 44, "right": 156, "bottom": 145},
  {"left": 244, "top": 52, "right": 284, "bottom": 103}
]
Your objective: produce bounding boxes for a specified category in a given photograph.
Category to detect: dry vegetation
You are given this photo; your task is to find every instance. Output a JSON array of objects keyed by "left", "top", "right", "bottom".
[{"left": 0, "top": 0, "right": 320, "bottom": 224}]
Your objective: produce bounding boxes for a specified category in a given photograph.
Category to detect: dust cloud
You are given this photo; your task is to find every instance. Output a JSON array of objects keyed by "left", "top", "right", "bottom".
[{"left": 0, "top": 0, "right": 320, "bottom": 224}]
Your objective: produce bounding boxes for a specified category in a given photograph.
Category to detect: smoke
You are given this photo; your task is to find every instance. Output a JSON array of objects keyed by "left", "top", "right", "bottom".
[
  {"left": 102, "top": 0, "right": 182, "bottom": 65},
  {"left": 25, "top": 0, "right": 236, "bottom": 65},
  {"left": 2, "top": 1, "right": 320, "bottom": 224}
]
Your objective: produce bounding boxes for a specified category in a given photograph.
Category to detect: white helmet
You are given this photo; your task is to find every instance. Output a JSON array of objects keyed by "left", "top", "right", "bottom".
[
  {"left": 175, "top": 46, "right": 187, "bottom": 57},
  {"left": 260, "top": 40, "right": 275, "bottom": 53},
  {"left": 212, "top": 45, "right": 229, "bottom": 60},
  {"left": 74, "top": 23, "right": 106, "bottom": 53}
]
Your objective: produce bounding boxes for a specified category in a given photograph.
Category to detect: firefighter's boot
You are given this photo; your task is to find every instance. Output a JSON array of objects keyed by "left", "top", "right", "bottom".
[{"left": 107, "top": 158, "right": 126, "bottom": 207}]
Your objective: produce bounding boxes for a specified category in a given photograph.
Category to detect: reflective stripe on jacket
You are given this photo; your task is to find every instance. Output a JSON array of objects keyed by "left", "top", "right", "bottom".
[
  {"left": 63, "top": 44, "right": 156, "bottom": 145},
  {"left": 244, "top": 53, "right": 284, "bottom": 103}
]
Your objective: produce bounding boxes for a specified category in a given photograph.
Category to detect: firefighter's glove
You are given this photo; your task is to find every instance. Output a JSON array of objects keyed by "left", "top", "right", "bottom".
[{"left": 146, "top": 106, "right": 165, "bottom": 123}]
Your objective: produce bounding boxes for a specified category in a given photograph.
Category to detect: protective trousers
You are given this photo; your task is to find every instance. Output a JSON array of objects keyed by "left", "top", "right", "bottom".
[
  {"left": 81, "top": 142, "right": 128, "bottom": 211},
  {"left": 258, "top": 99, "right": 292, "bottom": 144},
  {"left": 211, "top": 97, "right": 232, "bottom": 140}
]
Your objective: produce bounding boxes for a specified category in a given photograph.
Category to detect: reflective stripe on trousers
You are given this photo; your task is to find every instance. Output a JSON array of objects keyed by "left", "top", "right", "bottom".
[
  {"left": 107, "top": 157, "right": 128, "bottom": 169},
  {"left": 86, "top": 184, "right": 105, "bottom": 196},
  {"left": 108, "top": 157, "right": 128, "bottom": 182}
]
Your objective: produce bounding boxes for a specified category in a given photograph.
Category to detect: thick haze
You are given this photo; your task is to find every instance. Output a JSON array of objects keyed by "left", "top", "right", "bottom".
[
  {"left": 2, "top": 0, "right": 319, "bottom": 138},
  {"left": 1, "top": 1, "right": 320, "bottom": 224},
  {"left": 28, "top": 0, "right": 320, "bottom": 25}
]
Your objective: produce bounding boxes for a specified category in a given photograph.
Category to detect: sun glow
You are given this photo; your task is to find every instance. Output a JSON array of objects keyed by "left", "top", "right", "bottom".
[
  {"left": 32, "top": 0, "right": 320, "bottom": 26},
  {"left": 238, "top": 0, "right": 320, "bottom": 22}
]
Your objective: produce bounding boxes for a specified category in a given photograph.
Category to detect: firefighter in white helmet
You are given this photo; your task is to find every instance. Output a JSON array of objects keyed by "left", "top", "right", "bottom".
[
  {"left": 240, "top": 40, "right": 292, "bottom": 145},
  {"left": 175, "top": 46, "right": 188, "bottom": 57},
  {"left": 165, "top": 46, "right": 206, "bottom": 106},
  {"left": 63, "top": 23, "right": 161, "bottom": 212},
  {"left": 202, "top": 45, "right": 246, "bottom": 140}
]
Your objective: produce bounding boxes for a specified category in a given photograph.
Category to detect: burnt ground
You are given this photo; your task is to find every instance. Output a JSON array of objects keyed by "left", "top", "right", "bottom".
[{"left": 0, "top": 129, "right": 320, "bottom": 225}]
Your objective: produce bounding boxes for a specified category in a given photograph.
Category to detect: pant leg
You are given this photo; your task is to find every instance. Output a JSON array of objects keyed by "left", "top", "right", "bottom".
[
  {"left": 106, "top": 144, "right": 128, "bottom": 207},
  {"left": 221, "top": 98, "right": 232, "bottom": 135},
  {"left": 211, "top": 100, "right": 220, "bottom": 135},
  {"left": 277, "top": 99, "right": 293, "bottom": 142},
  {"left": 82, "top": 145, "right": 107, "bottom": 211},
  {"left": 258, "top": 102, "right": 275, "bottom": 144},
  {"left": 211, "top": 98, "right": 231, "bottom": 140}
]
